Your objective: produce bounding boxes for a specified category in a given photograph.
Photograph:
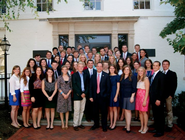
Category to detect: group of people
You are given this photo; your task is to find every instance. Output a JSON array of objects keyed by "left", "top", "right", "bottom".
[{"left": 9, "top": 44, "right": 177, "bottom": 137}]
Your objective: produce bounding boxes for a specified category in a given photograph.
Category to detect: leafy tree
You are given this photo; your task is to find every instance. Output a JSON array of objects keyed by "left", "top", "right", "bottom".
[
  {"left": 159, "top": 0, "right": 185, "bottom": 54},
  {"left": 0, "top": 0, "right": 68, "bottom": 32}
]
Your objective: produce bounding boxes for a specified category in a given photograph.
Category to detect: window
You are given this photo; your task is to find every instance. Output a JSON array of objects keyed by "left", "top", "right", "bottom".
[
  {"left": 75, "top": 34, "right": 111, "bottom": 52},
  {"left": 59, "top": 35, "right": 68, "bottom": 49},
  {"left": 0, "top": 0, "right": 6, "bottom": 14},
  {"left": 118, "top": 34, "right": 128, "bottom": 52},
  {"left": 37, "top": 0, "right": 53, "bottom": 12},
  {"left": 134, "top": 0, "right": 150, "bottom": 9},
  {"left": 84, "top": 0, "right": 101, "bottom": 10}
]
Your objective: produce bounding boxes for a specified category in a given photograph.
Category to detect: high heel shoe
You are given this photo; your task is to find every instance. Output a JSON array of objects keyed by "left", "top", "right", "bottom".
[
  {"left": 138, "top": 128, "right": 143, "bottom": 132},
  {"left": 141, "top": 127, "right": 148, "bottom": 134},
  {"left": 61, "top": 126, "right": 65, "bottom": 130},
  {"left": 65, "top": 126, "right": 68, "bottom": 129},
  {"left": 11, "top": 123, "right": 20, "bottom": 129},
  {"left": 126, "top": 129, "right": 131, "bottom": 133},
  {"left": 110, "top": 126, "right": 116, "bottom": 130}
]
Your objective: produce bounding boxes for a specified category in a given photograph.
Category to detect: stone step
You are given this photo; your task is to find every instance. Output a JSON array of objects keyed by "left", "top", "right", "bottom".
[{"left": 18, "top": 116, "right": 178, "bottom": 126}]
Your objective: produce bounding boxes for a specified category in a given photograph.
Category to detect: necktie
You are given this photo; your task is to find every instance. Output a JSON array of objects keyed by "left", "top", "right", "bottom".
[
  {"left": 48, "top": 60, "right": 51, "bottom": 67},
  {"left": 97, "top": 74, "right": 100, "bottom": 93},
  {"left": 55, "top": 71, "right": 58, "bottom": 79},
  {"left": 151, "top": 73, "right": 155, "bottom": 84},
  {"left": 136, "top": 52, "right": 139, "bottom": 61},
  {"left": 60, "top": 58, "right": 63, "bottom": 65}
]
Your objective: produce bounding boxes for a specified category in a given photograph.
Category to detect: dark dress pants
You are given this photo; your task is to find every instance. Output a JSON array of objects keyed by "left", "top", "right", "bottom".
[
  {"left": 93, "top": 94, "right": 108, "bottom": 129},
  {"left": 152, "top": 102, "right": 165, "bottom": 134}
]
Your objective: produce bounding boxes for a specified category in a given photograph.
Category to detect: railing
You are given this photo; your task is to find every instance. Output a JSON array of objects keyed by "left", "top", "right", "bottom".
[{"left": 0, "top": 73, "right": 11, "bottom": 101}]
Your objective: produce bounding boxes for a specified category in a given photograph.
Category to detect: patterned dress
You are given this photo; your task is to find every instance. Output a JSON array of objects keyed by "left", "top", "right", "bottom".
[
  {"left": 44, "top": 79, "right": 57, "bottom": 108},
  {"left": 57, "top": 75, "right": 72, "bottom": 113}
]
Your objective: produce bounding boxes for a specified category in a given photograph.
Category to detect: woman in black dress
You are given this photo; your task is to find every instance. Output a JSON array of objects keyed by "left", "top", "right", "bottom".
[
  {"left": 42, "top": 68, "right": 57, "bottom": 130},
  {"left": 29, "top": 67, "right": 44, "bottom": 129},
  {"left": 120, "top": 65, "right": 137, "bottom": 133}
]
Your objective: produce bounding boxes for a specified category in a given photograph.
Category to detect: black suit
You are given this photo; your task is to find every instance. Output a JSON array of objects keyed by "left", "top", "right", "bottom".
[
  {"left": 90, "top": 71, "right": 111, "bottom": 129},
  {"left": 83, "top": 68, "right": 97, "bottom": 120},
  {"left": 72, "top": 72, "right": 89, "bottom": 101},
  {"left": 163, "top": 70, "right": 177, "bottom": 99},
  {"left": 149, "top": 71, "right": 165, "bottom": 134}
]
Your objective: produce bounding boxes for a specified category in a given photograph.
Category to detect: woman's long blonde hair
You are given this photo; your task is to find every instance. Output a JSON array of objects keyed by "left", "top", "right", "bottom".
[
  {"left": 79, "top": 54, "right": 87, "bottom": 65},
  {"left": 94, "top": 53, "right": 101, "bottom": 66},
  {"left": 137, "top": 67, "right": 146, "bottom": 82}
]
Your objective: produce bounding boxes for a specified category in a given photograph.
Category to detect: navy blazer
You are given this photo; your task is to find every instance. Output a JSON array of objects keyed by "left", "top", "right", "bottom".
[
  {"left": 72, "top": 72, "right": 89, "bottom": 100},
  {"left": 89, "top": 71, "right": 111, "bottom": 99},
  {"left": 163, "top": 70, "right": 177, "bottom": 98},
  {"left": 121, "top": 52, "right": 132, "bottom": 58}
]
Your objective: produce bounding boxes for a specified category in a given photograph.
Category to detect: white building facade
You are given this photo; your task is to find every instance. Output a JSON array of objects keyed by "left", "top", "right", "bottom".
[{"left": 0, "top": 0, "right": 184, "bottom": 93}]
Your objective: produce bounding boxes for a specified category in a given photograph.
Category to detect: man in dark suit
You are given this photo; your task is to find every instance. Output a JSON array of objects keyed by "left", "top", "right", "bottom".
[
  {"left": 89, "top": 62, "right": 111, "bottom": 132},
  {"left": 83, "top": 60, "right": 97, "bottom": 122},
  {"left": 121, "top": 45, "right": 132, "bottom": 61},
  {"left": 60, "top": 50, "right": 67, "bottom": 66},
  {"left": 149, "top": 61, "right": 165, "bottom": 137},
  {"left": 162, "top": 59, "right": 177, "bottom": 132},
  {"left": 100, "top": 48, "right": 108, "bottom": 62},
  {"left": 52, "top": 47, "right": 58, "bottom": 61},
  {"left": 134, "top": 44, "right": 141, "bottom": 61},
  {"left": 72, "top": 62, "right": 89, "bottom": 131},
  {"left": 51, "top": 61, "right": 61, "bottom": 79},
  {"left": 46, "top": 51, "right": 53, "bottom": 68}
]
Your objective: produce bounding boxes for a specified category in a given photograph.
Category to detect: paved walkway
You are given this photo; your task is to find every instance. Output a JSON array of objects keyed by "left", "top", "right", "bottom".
[{"left": 8, "top": 124, "right": 185, "bottom": 140}]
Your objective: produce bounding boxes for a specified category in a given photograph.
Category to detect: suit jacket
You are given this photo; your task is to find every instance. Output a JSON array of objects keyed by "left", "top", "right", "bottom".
[
  {"left": 72, "top": 72, "right": 89, "bottom": 100},
  {"left": 149, "top": 71, "right": 165, "bottom": 104},
  {"left": 89, "top": 71, "right": 111, "bottom": 99},
  {"left": 121, "top": 52, "right": 132, "bottom": 59},
  {"left": 60, "top": 57, "right": 67, "bottom": 66},
  {"left": 100, "top": 56, "right": 108, "bottom": 62},
  {"left": 83, "top": 68, "right": 97, "bottom": 80},
  {"left": 164, "top": 70, "right": 177, "bottom": 98}
]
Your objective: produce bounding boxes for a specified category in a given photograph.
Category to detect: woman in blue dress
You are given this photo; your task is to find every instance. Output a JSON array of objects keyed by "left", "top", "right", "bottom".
[
  {"left": 120, "top": 65, "right": 137, "bottom": 133},
  {"left": 109, "top": 64, "right": 120, "bottom": 130},
  {"left": 9, "top": 65, "right": 21, "bottom": 128}
]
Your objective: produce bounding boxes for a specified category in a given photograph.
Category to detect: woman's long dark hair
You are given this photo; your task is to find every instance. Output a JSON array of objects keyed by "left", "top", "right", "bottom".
[
  {"left": 120, "top": 65, "right": 132, "bottom": 81},
  {"left": 32, "top": 67, "right": 44, "bottom": 81},
  {"left": 26, "top": 58, "right": 37, "bottom": 72},
  {"left": 140, "top": 49, "right": 148, "bottom": 58},
  {"left": 144, "top": 59, "right": 153, "bottom": 69},
  {"left": 117, "top": 58, "right": 125, "bottom": 71},
  {"left": 45, "top": 68, "right": 55, "bottom": 82}
]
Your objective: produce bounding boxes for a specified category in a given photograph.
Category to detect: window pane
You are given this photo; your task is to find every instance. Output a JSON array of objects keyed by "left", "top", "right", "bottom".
[
  {"left": 140, "top": 1, "right": 144, "bottom": 9},
  {"left": 42, "top": 4, "right": 47, "bottom": 11},
  {"left": 118, "top": 34, "right": 128, "bottom": 51},
  {"left": 134, "top": 0, "right": 139, "bottom": 9},
  {"left": 37, "top": 0, "right": 41, "bottom": 3},
  {"left": 37, "top": 4, "right": 41, "bottom": 11},
  {"left": 59, "top": 35, "right": 68, "bottom": 48},
  {"left": 48, "top": 2, "right": 52, "bottom": 11},
  {"left": 145, "top": 1, "right": 150, "bottom": 9},
  {"left": 96, "top": 2, "right": 101, "bottom": 10}
]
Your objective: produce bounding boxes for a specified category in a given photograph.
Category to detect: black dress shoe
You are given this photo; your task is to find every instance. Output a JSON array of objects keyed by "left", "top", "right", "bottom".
[
  {"left": 126, "top": 130, "right": 131, "bottom": 133},
  {"left": 46, "top": 127, "right": 50, "bottom": 130},
  {"left": 153, "top": 133, "right": 164, "bottom": 137},
  {"left": 78, "top": 125, "right": 85, "bottom": 129},
  {"left": 123, "top": 127, "right": 126, "bottom": 131},
  {"left": 166, "top": 127, "right": 172, "bottom": 132},
  {"left": 103, "top": 128, "right": 107, "bottom": 132},
  {"left": 110, "top": 126, "right": 116, "bottom": 130},
  {"left": 74, "top": 126, "right": 79, "bottom": 131},
  {"left": 90, "top": 126, "right": 99, "bottom": 130},
  {"left": 148, "top": 129, "right": 157, "bottom": 133}
]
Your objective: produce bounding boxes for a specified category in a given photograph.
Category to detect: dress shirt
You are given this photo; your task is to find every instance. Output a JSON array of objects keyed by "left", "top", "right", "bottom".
[
  {"left": 88, "top": 68, "right": 93, "bottom": 76},
  {"left": 20, "top": 76, "right": 30, "bottom": 92},
  {"left": 78, "top": 72, "right": 85, "bottom": 92},
  {"left": 152, "top": 70, "right": 160, "bottom": 80},
  {"left": 122, "top": 52, "right": 128, "bottom": 59},
  {"left": 163, "top": 69, "right": 169, "bottom": 74},
  {"left": 97, "top": 71, "right": 102, "bottom": 82},
  {"left": 74, "top": 58, "right": 79, "bottom": 62},
  {"left": 101, "top": 56, "right": 105, "bottom": 61},
  {"left": 118, "top": 69, "right": 123, "bottom": 76},
  {"left": 9, "top": 74, "right": 20, "bottom": 95}
]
